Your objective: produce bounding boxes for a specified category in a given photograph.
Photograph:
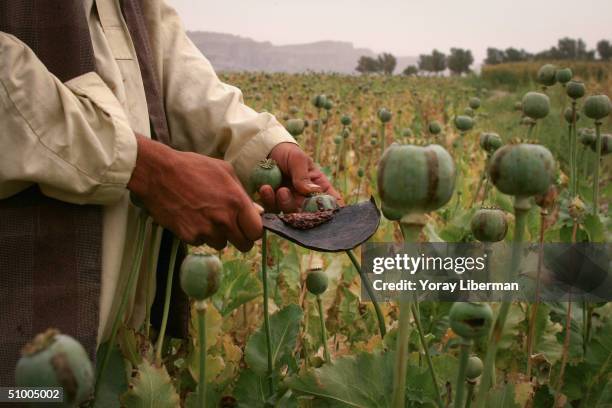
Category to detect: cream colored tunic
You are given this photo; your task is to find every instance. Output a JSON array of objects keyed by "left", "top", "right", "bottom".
[{"left": 0, "top": 0, "right": 295, "bottom": 342}]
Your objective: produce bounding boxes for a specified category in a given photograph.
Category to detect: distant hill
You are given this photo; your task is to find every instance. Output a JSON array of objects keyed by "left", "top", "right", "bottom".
[{"left": 187, "top": 31, "right": 417, "bottom": 74}]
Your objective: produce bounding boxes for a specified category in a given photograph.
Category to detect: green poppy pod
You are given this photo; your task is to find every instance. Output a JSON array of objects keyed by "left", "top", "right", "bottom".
[
  {"left": 489, "top": 143, "right": 556, "bottom": 198},
  {"left": 590, "top": 134, "right": 611, "bottom": 155},
  {"left": 341, "top": 114, "right": 352, "bottom": 126},
  {"left": 563, "top": 107, "right": 580, "bottom": 124},
  {"left": 470, "top": 208, "right": 508, "bottom": 242},
  {"left": 323, "top": 99, "right": 334, "bottom": 111},
  {"left": 401, "top": 128, "right": 413, "bottom": 137},
  {"left": 249, "top": 159, "right": 282, "bottom": 193},
  {"left": 537, "top": 64, "right": 557, "bottom": 87},
  {"left": 522, "top": 92, "right": 550, "bottom": 120},
  {"left": 305, "top": 269, "right": 328, "bottom": 295},
  {"left": 464, "top": 107, "right": 475, "bottom": 117},
  {"left": 380, "top": 203, "right": 403, "bottom": 221},
  {"left": 289, "top": 106, "right": 300, "bottom": 115},
  {"left": 377, "top": 144, "right": 456, "bottom": 216},
  {"left": 555, "top": 67, "right": 572, "bottom": 84},
  {"left": 428, "top": 121, "right": 442, "bottom": 135},
  {"left": 285, "top": 118, "right": 305, "bottom": 137},
  {"left": 180, "top": 253, "right": 222, "bottom": 301},
  {"left": 378, "top": 108, "right": 392, "bottom": 123},
  {"left": 357, "top": 168, "right": 365, "bottom": 177},
  {"left": 579, "top": 128, "right": 597, "bottom": 147},
  {"left": 479, "top": 132, "right": 503, "bottom": 153},
  {"left": 521, "top": 117, "right": 536, "bottom": 126},
  {"left": 566, "top": 81, "right": 586, "bottom": 99},
  {"left": 454, "top": 115, "right": 474, "bottom": 132},
  {"left": 449, "top": 302, "right": 493, "bottom": 339},
  {"left": 514, "top": 101, "right": 523, "bottom": 112},
  {"left": 312, "top": 94, "right": 327, "bottom": 109},
  {"left": 303, "top": 193, "right": 338, "bottom": 212},
  {"left": 466, "top": 356, "right": 484, "bottom": 380},
  {"left": 341, "top": 128, "right": 350, "bottom": 139},
  {"left": 16, "top": 330, "right": 94, "bottom": 407},
  {"left": 370, "top": 138, "right": 378, "bottom": 146},
  {"left": 583, "top": 95, "right": 611, "bottom": 120},
  {"left": 333, "top": 135, "right": 342, "bottom": 145},
  {"left": 469, "top": 97, "right": 481, "bottom": 110}
]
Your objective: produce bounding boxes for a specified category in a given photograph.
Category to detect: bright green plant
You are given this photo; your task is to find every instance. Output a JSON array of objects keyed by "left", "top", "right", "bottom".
[
  {"left": 305, "top": 269, "right": 331, "bottom": 363},
  {"left": 583, "top": 94, "right": 611, "bottom": 214},
  {"left": 180, "top": 252, "right": 222, "bottom": 408},
  {"left": 378, "top": 142, "right": 456, "bottom": 408},
  {"left": 449, "top": 302, "right": 492, "bottom": 408}
]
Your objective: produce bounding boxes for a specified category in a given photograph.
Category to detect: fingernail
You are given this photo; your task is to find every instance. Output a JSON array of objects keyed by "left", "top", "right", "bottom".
[
  {"left": 278, "top": 190, "right": 291, "bottom": 203},
  {"left": 253, "top": 203, "right": 264, "bottom": 213},
  {"left": 307, "top": 183, "right": 321, "bottom": 190}
]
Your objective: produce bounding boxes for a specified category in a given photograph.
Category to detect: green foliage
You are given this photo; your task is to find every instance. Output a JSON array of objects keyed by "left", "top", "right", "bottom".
[
  {"left": 233, "top": 369, "right": 270, "bottom": 407},
  {"left": 484, "top": 383, "right": 520, "bottom": 408},
  {"left": 355, "top": 53, "right": 397, "bottom": 75},
  {"left": 120, "top": 360, "right": 180, "bottom": 408},
  {"left": 94, "top": 343, "right": 128, "bottom": 408},
  {"left": 288, "top": 351, "right": 458, "bottom": 407},
  {"left": 418, "top": 49, "right": 447, "bottom": 74},
  {"left": 245, "top": 304, "right": 304, "bottom": 376},
  {"left": 212, "top": 259, "right": 261, "bottom": 316},
  {"left": 403, "top": 65, "right": 418, "bottom": 76},
  {"left": 447, "top": 48, "right": 474, "bottom": 75}
]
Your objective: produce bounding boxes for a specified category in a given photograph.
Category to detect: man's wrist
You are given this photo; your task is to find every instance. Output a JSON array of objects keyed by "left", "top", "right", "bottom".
[{"left": 127, "top": 135, "right": 170, "bottom": 199}]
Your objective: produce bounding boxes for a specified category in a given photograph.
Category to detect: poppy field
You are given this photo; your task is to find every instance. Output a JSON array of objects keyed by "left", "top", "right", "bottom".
[{"left": 14, "top": 65, "right": 612, "bottom": 407}]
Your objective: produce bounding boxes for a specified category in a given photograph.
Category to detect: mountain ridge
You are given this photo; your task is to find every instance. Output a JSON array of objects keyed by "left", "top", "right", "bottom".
[{"left": 187, "top": 31, "right": 417, "bottom": 74}]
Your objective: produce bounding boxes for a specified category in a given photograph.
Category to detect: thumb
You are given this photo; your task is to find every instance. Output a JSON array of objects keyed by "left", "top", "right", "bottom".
[{"left": 289, "top": 152, "right": 321, "bottom": 195}]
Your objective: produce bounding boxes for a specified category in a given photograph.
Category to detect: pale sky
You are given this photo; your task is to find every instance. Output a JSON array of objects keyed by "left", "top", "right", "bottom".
[{"left": 168, "top": 0, "right": 611, "bottom": 63}]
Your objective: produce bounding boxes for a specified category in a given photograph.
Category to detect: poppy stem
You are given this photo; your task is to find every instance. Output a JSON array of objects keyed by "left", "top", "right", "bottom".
[
  {"left": 196, "top": 301, "right": 207, "bottom": 408},
  {"left": 155, "top": 235, "right": 180, "bottom": 365},
  {"left": 261, "top": 230, "right": 275, "bottom": 396},
  {"left": 412, "top": 302, "right": 443, "bottom": 408},
  {"left": 346, "top": 250, "right": 386, "bottom": 338},
  {"left": 592, "top": 121, "right": 603, "bottom": 215},
  {"left": 454, "top": 340, "right": 472, "bottom": 408},
  {"left": 476, "top": 196, "right": 530, "bottom": 407},
  {"left": 316, "top": 295, "right": 331, "bottom": 363}
]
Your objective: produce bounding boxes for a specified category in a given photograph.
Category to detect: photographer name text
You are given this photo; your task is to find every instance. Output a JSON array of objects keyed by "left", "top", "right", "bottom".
[{"left": 372, "top": 279, "right": 519, "bottom": 292}]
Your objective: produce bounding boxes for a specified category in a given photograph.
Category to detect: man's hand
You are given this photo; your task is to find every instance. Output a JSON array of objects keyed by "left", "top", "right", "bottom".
[
  {"left": 258, "top": 143, "right": 344, "bottom": 213},
  {"left": 127, "top": 135, "right": 263, "bottom": 251}
]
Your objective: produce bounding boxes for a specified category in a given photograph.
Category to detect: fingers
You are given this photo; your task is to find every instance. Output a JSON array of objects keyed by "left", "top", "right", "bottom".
[
  {"left": 259, "top": 185, "right": 300, "bottom": 213},
  {"left": 326, "top": 185, "right": 345, "bottom": 206},
  {"left": 236, "top": 198, "right": 263, "bottom": 243},
  {"left": 206, "top": 235, "right": 227, "bottom": 251},
  {"left": 288, "top": 150, "right": 321, "bottom": 195},
  {"left": 221, "top": 223, "right": 253, "bottom": 252},
  {"left": 253, "top": 202, "right": 265, "bottom": 214},
  {"left": 184, "top": 224, "right": 227, "bottom": 250},
  {"left": 276, "top": 187, "right": 298, "bottom": 213},
  {"left": 259, "top": 185, "right": 278, "bottom": 213}
]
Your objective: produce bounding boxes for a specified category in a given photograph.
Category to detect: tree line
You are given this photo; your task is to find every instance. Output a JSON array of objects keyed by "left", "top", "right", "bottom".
[
  {"left": 485, "top": 38, "right": 611, "bottom": 64},
  {"left": 355, "top": 37, "right": 612, "bottom": 75}
]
